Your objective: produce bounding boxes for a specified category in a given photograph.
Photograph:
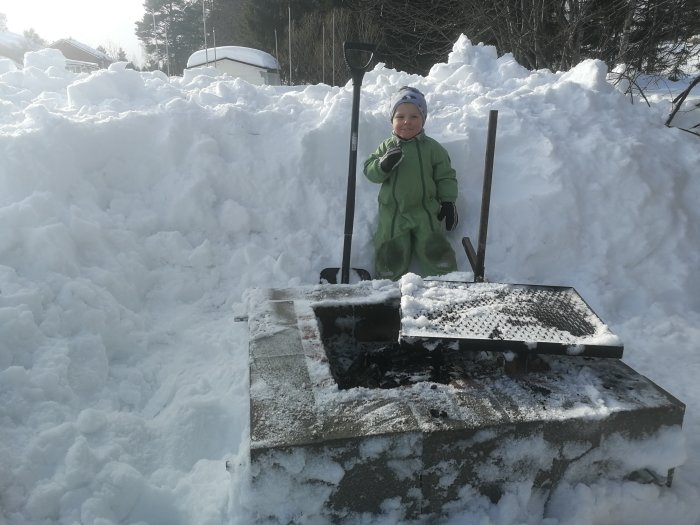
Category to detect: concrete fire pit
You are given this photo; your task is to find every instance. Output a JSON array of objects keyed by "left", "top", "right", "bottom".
[{"left": 245, "top": 277, "right": 685, "bottom": 522}]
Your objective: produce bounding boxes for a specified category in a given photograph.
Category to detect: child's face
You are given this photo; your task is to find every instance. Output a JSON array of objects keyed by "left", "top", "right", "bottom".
[{"left": 392, "top": 103, "right": 424, "bottom": 140}]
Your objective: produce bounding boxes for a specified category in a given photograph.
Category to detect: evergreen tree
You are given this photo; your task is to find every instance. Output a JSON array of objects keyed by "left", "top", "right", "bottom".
[
  {"left": 136, "top": 0, "right": 204, "bottom": 74},
  {"left": 206, "top": 0, "right": 244, "bottom": 48},
  {"left": 23, "top": 28, "right": 47, "bottom": 48},
  {"left": 132, "top": 0, "right": 699, "bottom": 80}
]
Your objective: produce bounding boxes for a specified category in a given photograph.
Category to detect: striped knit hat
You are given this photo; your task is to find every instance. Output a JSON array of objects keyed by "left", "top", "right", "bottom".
[{"left": 390, "top": 86, "right": 427, "bottom": 122}]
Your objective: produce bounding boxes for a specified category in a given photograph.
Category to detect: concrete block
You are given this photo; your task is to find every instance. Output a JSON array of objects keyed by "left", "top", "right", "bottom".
[{"left": 245, "top": 282, "right": 685, "bottom": 521}]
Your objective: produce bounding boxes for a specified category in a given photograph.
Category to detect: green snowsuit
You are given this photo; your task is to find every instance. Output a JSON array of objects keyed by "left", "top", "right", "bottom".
[{"left": 363, "top": 132, "right": 458, "bottom": 281}]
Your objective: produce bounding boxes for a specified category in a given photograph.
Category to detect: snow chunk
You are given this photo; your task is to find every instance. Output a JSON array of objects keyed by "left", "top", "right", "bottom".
[
  {"left": 24, "top": 48, "right": 67, "bottom": 71},
  {"left": 559, "top": 58, "right": 609, "bottom": 90}
]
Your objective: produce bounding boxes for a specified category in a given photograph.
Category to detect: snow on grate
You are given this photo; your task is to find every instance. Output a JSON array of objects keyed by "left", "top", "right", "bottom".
[{"left": 399, "top": 274, "right": 623, "bottom": 357}]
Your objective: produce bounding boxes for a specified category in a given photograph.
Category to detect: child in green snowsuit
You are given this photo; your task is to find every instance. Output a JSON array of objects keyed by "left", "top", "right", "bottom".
[{"left": 363, "top": 86, "right": 459, "bottom": 281}]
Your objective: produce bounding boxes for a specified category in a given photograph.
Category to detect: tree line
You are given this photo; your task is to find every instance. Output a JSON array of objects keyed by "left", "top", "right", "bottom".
[{"left": 137, "top": 0, "right": 699, "bottom": 83}]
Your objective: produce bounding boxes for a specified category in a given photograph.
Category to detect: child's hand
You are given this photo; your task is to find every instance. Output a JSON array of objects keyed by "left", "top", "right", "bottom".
[
  {"left": 438, "top": 202, "right": 459, "bottom": 231},
  {"left": 379, "top": 146, "right": 403, "bottom": 172}
]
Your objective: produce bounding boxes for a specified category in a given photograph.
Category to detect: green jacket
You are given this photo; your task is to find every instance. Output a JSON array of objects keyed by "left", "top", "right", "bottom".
[{"left": 364, "top": 132, "right": 458, "bottom": 237}]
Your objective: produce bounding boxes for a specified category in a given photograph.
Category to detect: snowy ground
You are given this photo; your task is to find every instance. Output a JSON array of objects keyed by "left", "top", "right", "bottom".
[{"left": 0, "top": 39, "right": 699, "bottom": 524}]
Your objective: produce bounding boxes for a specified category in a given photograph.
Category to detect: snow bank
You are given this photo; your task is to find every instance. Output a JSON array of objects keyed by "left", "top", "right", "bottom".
[{"left": 1, "top": 35, "right": 699, "bottom": 524}]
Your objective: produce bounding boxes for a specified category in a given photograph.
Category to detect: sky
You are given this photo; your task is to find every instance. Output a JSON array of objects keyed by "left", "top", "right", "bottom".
[
  {"left": 0, "top": 0, "right": 146, "bottom": 63},
  {"left": 0, "top": 37, "right": 699, "bottom": 524}
]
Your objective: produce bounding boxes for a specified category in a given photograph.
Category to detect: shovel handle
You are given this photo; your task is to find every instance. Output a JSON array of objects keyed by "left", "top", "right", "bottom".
[{"left": 339, "top": 41, "right": 375, "bottom": 285}]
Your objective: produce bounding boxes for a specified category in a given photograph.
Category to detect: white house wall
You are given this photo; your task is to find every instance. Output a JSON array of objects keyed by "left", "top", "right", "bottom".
[{"left": 210, "top": 59, "right": 268, "bottom": 85}]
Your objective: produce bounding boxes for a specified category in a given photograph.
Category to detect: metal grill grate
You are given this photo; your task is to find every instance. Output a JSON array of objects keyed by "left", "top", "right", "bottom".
[{"left": 399, "top": 280, "right": 623, "bottom": 358}]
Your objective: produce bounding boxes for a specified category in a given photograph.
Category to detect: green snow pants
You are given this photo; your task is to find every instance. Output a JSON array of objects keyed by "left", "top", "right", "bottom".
[{"left": 374, "top": 211, "right": 457, "bottom": 281}]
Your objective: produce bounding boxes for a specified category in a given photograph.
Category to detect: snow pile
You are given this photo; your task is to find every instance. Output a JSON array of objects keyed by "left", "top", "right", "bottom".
[{"left": 1, "top": 37, "right": 700, "bottom": 524}]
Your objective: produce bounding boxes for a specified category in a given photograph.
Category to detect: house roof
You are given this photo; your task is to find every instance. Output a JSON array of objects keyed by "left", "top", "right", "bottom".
[
  {"left": 51, "top": 38, "right": 112, "bottom": 63},
  {"left": 187, "top": 46, "right": 279, "bottom": 70},
  {"left": 0, "top": 30, "right": 39, "bottom": 64},
  {"left": 0, "top": 31, "right": 29, "bottom": 52}
]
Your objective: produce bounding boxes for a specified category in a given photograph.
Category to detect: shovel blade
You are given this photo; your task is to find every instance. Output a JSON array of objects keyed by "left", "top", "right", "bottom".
[{"left": 320, "top": 267, "right": 372, "bottom": 284}]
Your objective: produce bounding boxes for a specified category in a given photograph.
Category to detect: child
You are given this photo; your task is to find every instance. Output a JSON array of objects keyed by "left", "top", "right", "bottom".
[{"left": 363, "top": 86, "right": 459, "bottom": 281}]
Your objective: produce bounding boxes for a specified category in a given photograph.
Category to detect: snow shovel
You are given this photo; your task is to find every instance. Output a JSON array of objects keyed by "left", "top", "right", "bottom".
[{"left": 320, "top": 41, "right": 376, "bottom": 284}]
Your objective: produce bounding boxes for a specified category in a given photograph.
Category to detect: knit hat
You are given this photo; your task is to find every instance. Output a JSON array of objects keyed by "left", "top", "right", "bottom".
[{"left": 390, "top": 86, "right": 427, "bottom": 122}]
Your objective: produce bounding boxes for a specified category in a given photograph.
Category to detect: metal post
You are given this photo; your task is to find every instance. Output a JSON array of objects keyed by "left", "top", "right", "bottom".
[
  {"left": 475, "top": 110, "right": 498, "bottom": 281},
  {"left": 164, "top": 21, "right": 171, "bottom": 76},
  {"left": 202, "top": 0, "right": 208, "bottom": 65},
  {"left": 462, "top": 110, "right": 498, "bottom": 282},
  {"left": 322, "top": 24, "right": 325, "bottom": 84},
  {"left": 288, "top": 4, "right": 292, "bottom": 84},
  {"left": 151, "top": 12, "right": 159, "bottom": 68}
]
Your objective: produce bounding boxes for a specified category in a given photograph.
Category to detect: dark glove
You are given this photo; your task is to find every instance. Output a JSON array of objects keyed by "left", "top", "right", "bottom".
[
  {"left": 379, "top": 146, "right": 403, "bottom": 173},
  {"left": 437, "top": 202, "right": 458, "bottom": 231}
]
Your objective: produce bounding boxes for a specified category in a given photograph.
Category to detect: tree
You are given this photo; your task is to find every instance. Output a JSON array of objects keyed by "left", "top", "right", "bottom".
[
  {"left": 206, "top": 0, "right": 244, "bottom": 48},
  {"left": 344, "top": 0, "right": 466, "bottom": 75},
  {"left": 133, "top": 0, "right": 699, "bottom": 81},
  {"left": 135, "top": 0, "right": 205, "bottom": 74},
  {"left": 202, "top": 0, "right": 375, "bottom": 85},
  {"left": 0, "top": 12, "right": 8, "bottom": 31},
  {"left": 234, "top": 0, "right": 320, "bottom": 62},
  {"left": 339, "top": 0, "right": 699, "bottom": 76},
  {"left": 23, "top": 28, "right": 47, "bottom": 48},
  {"left": 665, "top": 75, "right": 700, "bottom": 135},
  {"left": 97, "top": 43, "right": 130, "bottom": 62},
  {"left": 624, "top": 0, "right": 700, "bottom": 75},
  {"left": 278, "top": 7, "right": 381, "bottom": 85}
]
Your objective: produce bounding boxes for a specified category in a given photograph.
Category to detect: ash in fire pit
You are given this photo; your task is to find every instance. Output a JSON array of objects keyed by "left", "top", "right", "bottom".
[
  {"left": 322, "top": 337, "right": 551, "bottom": 390},
  {"left": 313, "top": 273, "right": 618, "bottom": 391},
  {"left": 315, "top": 299, "right": 551, "bottom": 390},
  {"left": 323, "top": 338, "right": 437, "bottom": 389}
]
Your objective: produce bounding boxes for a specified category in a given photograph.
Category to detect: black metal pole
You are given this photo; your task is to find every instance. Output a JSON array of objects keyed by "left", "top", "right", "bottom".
[
  {"left": 340, "top": 42, "right": 374, "bottom": 284},
  {"left": 475, "top": 110, "right": 498, "bottom": 282},
  {"left": 341, "top": 72, "right": 362, "bottom": 284}
]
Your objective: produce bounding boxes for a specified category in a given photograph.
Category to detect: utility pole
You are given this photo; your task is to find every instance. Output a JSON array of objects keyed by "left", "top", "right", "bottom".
[
  {"left": 164, "top": 20, "right": 171, "bottom": 76},
  {"left": 151, "top": 12, "right": 159, "bottom": 70},
  {"left": 322, "top": 23, "right": 325, "bottom": 84},
  {"left": 288, "top": 4, "right": 292, "bottom": 85},
  {"left": 202, "top": 0, "right": 208, "bottom": 65},
  {"left": 152, "top": 11, "right": 170, "bottom": 76}
]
